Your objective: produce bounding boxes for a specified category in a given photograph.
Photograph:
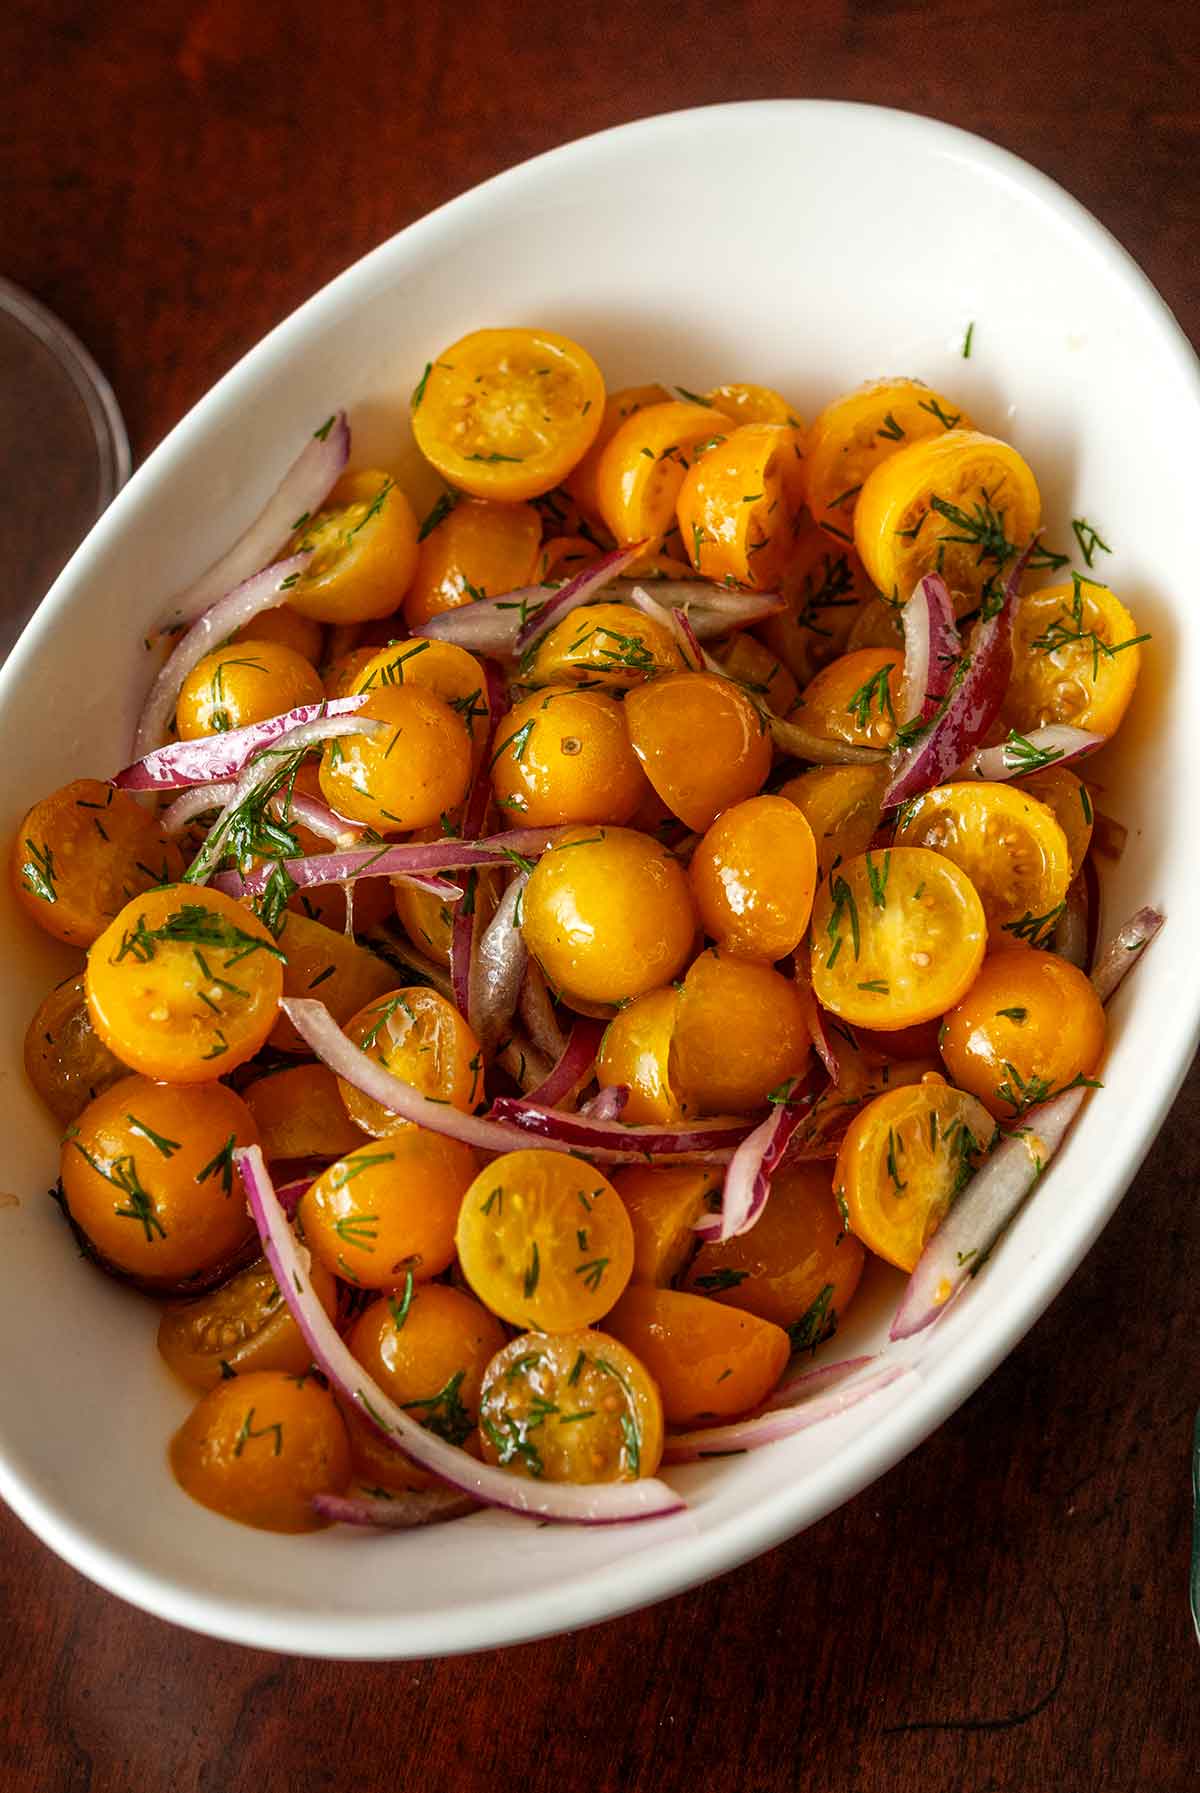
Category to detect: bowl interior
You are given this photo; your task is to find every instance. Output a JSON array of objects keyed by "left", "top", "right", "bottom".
[{"left": 1, "top": 100, "right": 1197, "bottom": 1658}]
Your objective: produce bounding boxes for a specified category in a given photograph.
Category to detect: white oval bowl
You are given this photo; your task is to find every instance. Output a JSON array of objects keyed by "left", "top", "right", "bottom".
[{"left": 1, "top": 100, "right": 1196, "bottom": 1660}]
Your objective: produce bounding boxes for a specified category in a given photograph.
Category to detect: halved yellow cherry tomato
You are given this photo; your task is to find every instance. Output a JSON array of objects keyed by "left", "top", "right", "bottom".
[
  {"left": 411, "top": 328, "right": 605, "bottom": 501},
  {"left": 489, "top": 684, "right": 649, "bottom": 826},
  {"left": 712, "top": 632, "right": 799, "bottom": 716},
  {"left": 24, "top": 971, "right": 125, "bottom": 1126},
  {"left": 706, "top": 382, "right": 804, "bottom": 429},
  {"left": 611, "top": 1163, "right": 722, "bottom": 1284},
  {"left": 894, "top": 781, "right": 1071, "bottom": 944},
  {"left": 604, "top": 1285, "right": 789, "bottom": 1424},
  {"left": 86, "top": 884, "right": 284, "bottom": 1081},
  {"left": 337, "top": 986, "right": 483, "bottom": 1136},
  {"left": 157, "top": 1255, "right": 338, "bottom": 1389},
  {"left": 478, "top": 1329, "right": 663, "bottom": 1482},
  {"left": 403, "top": 494, "right": 543, "bottom": 631},
  {"left": 455, "top": 1150, "right": 634, "bottom": 1330},
  {"left": 672, "top": 948, "right": 810, "bottom": 1116},
  {"left": 778, "top": 765, "right": 889, "bottom": 877},
  {"left": 811, "top": 847, "right": 987, "bottom": 1029},
  {"left": 688, "top": 795, "right": 817, "bottom": 961},
  {"left": 854, "top": 430, "right": 1041, "bottom": 607},
  {"left": 676, "top": 422, "right": 805, "bottom": 590},
  {"left": 565, "top": 383, "right": 672, "bottom": 524},
  {"left": 595, "top": 986, "right": 689, "bottom": 1125},
  {"left": 176, "top": 641, "right": 324, "bottom": 740},
  {"left": 794, "top": 647, "right": 900, "bottom": 750},
  {"left": 939, "top": 947, "right": 1106, "bottom": 1120},
  {"left": 285, "top": 469, "right": 419, "bottom": 623},
  {"left": 317, "top": 683, "right": 471, "bottom": 833},
  {"left": 242, "top": 1063, "right": 364, "bottom": 1163},
  {"left": 805, "top": 377, "right": 972, "bottom": 543},
  {"left": 682, "top": 1161, "right": 865, "bottom": 1335},
  {"left": 348, "top": 1283, "right": 507, "bottom": 1446},
  {"left": 13, "top": 779, "right": 184, "bottom": 948},
  {"left": 624, "top": 671, "right": 772, "bottom": 831},
  {"left": 834, "top": 1075, "right": 995, "bottom": 1271},
  {"left": 1007, "top": 578, "right": 1145, "bottom": 737},
  {"left": 760, "top": 520, "right": 876, "bottom": 686},
  {"left": 301, "top": 1130, "right": 477, "bottom": 1289},
  {"left": 524, "top": 600, "right": 685, "bottom": 690},
  {"left": 170, "top": 1369, "right": 351, "bottom": 1533},
  {"left": 352, "top": 638, "right": 492, "bottom": 766},
  {"left": 272, "top": 910, "right": 397, "bottom": 1052},
  {"left": 595, "top": 400, "right": 726, "bottom": 555},
  {"left": 231, "top": 604, "right": 324, "bottom": 664},
  {"left": 1017, "top": 765, "right": 1094, "bottom": 876}
]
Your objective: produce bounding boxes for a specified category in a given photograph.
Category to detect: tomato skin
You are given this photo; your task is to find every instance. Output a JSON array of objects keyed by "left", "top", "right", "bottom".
[
  {"left": 805, "top": 377, "right": 971, "bottom": 543},
  {"left": 271, "top": 910, "right": 397, "bottom": 1053},
  {"left": 24, "top": 972, "right": 125, "bottom": 1126},
  {"left": 565, "top": 383, "right": 672, "bottom": 525},
  {"left": 611, "top": 1163, "right": 722, "bottom": 1284},
  {"left": 337, "top": 986, "right": 483, "bottom": 1135},
  {"left": 317, "top": 683, "right": 471, "bottom": 833},
  {"left": 176, "top": 641, "right": 325, "bottom": 740},
  {"left": 672, "top": 948, "right": 810, "bottom": 1116},
  {"left": 595, "top": 986, "right": 688, "bottom": 1124},
  {"left": 624, "top": 672, "right": 772, "bottom": 831},
  {"left": 231, "top": 605, "right": 324, "bottom": 664},
  {"left": 595, "top": 400, "right": 725, "bottom": 555},
  {"left": 706, "top": 382, "right": 803, "bottom": 429},
  {"left": 479, "top": 1329, "right": 664, "bottom": 1482},
  {"left": 760, "top": 521, "right": 876, "bottom": 686},
  {"left": 777, "top": 764, "right": 888, "bottom": 877},
  {"left": 688, "top": 795, "right": 817, "bottom": 961},
  {"left": 489, "top": 685, "right": 649, "bottom": 827},
  {"left": 794, "top": 647, "right": 900, "bottom": 750},
  {"left": 711, "top": 633, "right": 799, "bottom": 718},
  {"left": 13, "top": 779, "right": 184, "bottom": 948},
  {"left": 242, "top": 1063, "right": 364, "bottom": 1163},
  {"left": 301, "top": 1130, "right": 477, "bottom": 1290},
  {"left": 1017, "top": 766, "right": 1093, "bottom": 878},
  {"left": 939, "top": 948, "right": 1106, "bottom": 1120},
  {"left": 352, "top": 638, "right": 493, "bottom": 767},
  {"left": 675, "top": 421, "right": 805, "bottom": 589},
  {"left": 605, "top": 1286, "right": 789, "bottom": 1425},
  {"left": 403, "top": 496, "right": 542, "bottom": 631},
  {"left": 525, "top": 601, "right": 685, "bottom": 690},
  {"left": 157, "top": 1255, "right": 338, "bottom": 1389},
  {"left": 285, "top": 470, "right": 419, "bottom": 623},
  {"left": 348, "top": 1283, "right": 506, "bottom": 1439}
]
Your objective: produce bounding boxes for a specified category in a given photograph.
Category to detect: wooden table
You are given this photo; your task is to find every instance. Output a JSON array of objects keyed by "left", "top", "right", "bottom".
[{"left": 3, "top": 2, "right": 1198, "bottom": 1787}]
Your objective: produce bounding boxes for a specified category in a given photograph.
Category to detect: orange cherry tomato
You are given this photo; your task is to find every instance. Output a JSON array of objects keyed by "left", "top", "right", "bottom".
[
  {"left": 595, "top": 985, "right": 689, "bottom": 1124},
  {"left": 835, "top": 1076, "right": 995, "bottom": 1271},
  {"left": 676, "top": 422, "right": 805, "bottom": 590},
  {"left": 805, "top": 377, "right": 972, "bottom": 544},
  {"left": 411, "top": 328, "right": 605, "bottom": 501},
  {"left": 86, "top": 884, "right": 284, "bottom": 1081},
  {"left": 60, "top": 1075, "right": 258, "bottom": 1286},
  {"left": 23, "top": 971, "right": 125, "bottom": 1126},
  {"left": 157, "top": 1255, "right": 338, "bottom": 1389},
  {"left": 624, "top": 671, "right": 772, "bottom": 831},
  {"left": 777, "top": 764, "right": 889, "bottom": 877},
  {"left": 489, "top": 685, "right": 649, "bottom": 826},
  {"left": 1007, "top": 578, "right": 1145, "bottom": 737},
  {"left": 285, "top": 469, "right": 419, "bottom": 623},
  {"left": 524, "top": 600, "right": 685, "bottom": 690},
  {"left": 351, "top": 639, "right": 492, "bottom": 767},
  {"left": 348, "top": 1283, "right": 507, "bottom": 1449},
  {"left": 241, "top": 1063, "right": 364, "bottom": 1163},
  {"left": 323, "top": 646, "right": 379, "bottom": 700},
  {"left": 939, "top": 947, "right": 1106, "bottom": 1120},
  {"left": 337, "top": 986, "right": 483, "bottom": 1136},
  {"left": 455, "top": 1149, "right": 634, "bottom": 1330},
  {"left": 565, "top": 382, "right": 672, "bottom": 524},
  {"left": 595, "top": 400, "right": 726, "bottom": 555},
  {"left": 682, "top": 1161, "right": 865, "bottom": 1337},
  {"left": 672, "top": 948, "right": 810, "bottom": 1116},
  {"left": 605, "top": 1285, "right": 789, "bottom": 1425},
  {"left": 810, "top": 847, "right": 987, "bottom": 1030},
  {"left": 404, "top": 494, "right": 542, "bottom": 631},
  {"left": 301, "top": 1130, "right": 477, "bottom": 1289},
  {"left": 170, "top": 1369, "right": 351, "bottom": 1533},
  {"left": 317, "top": 683, "right": 471, "bottom": 833},
  {"left": 231, "top": 605, "right": 324, "bottom": 665},
  {"left": 175, "top": 642, "right": 325, "bottom": 741},
  {"left": 537, "top": 535, "right": 605, "bottom": 582},
  {"left": 612, "top": 1163, "right": 723, "bottom": 1284},
  {"left": 760, "top": 520, "right": 876, "bottom": 685},
  {"left": 894, "top": 781, "right": 1071, "bottom": 945},
  {"left": 520, "top": 826, "right": 697, "bottom": 1010},
  {"left": 12, "top": 779, "right": 184, "bottom": 948},
  {"left": 478, "top": 1329, "right": 664, "bottom": 1482},
  {"left": 272, "top": 909, "right": 397, "bottom": 1052},
  {"left": 706, "top": 382, "right": 804, "bottom": 429},
  {"left": 794, "top": 647, "right": 900, "bottom": 750},
  {"left": 1015, "top": 765, "right": 1094, "bottom": 878},
  {"left": 688, "top": 795, "right": 818, "bottom": 960},
  {"left": 711, "top": 632, "right": 799, "bottom": 717}
]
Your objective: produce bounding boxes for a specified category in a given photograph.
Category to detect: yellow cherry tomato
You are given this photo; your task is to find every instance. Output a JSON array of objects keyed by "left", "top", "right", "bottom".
[
  {"left": 317, "top": 683, "right": 471, "bottom": 832},
  {"left": 706, "top": 382, "right": 804, "bottom": 429},
  {"left": 175, "top": 641, "right": 324, "bottom": 741},
  {"left": 811, "top": 847, "right": 987, "bottom": 1030},
  {"left": 285, "top": 469, "right": 419, "bottom": 623},
  {"left": 87, "top": 884, "right": 283, "bottom": 1081},
  {"left": 302, "top": 1130, "right": 477, "bottom": 1289},
  {"left": 595, "top": 985, "right": 689, "bottom": 1124},
  {"left": 777, "top": 764, "right": 889, "bottom": 877},
  {"left": 794, "top": 647, "right": 900, "bottom": 750},
  {"left": 688, "top": 795, "right": 817, "bottom": 960},
  {"left": 846, "top": 596, "right": 905, "bottom": 652},
  {"left": 158, "top": 1255, "right": 338, "bottom": 1389},
  {"left": 605, "top": 1285, "right": 789, "bottom": 1425},
  {"left": 612, "top": 1163, "right": 723, "bottom": 1284},
  {"left": 455, "top": 1150, "right": 634, "bottom": 1330},
  {"left": 524, "top": 600, "right": 685, "bottom": 690},
  {"left": 348, "top": 1283, "right": 507, "bottom": 1448},
  {"left": 1016, "top": 765, "right": 1094, "bottom": 877},
  {"left": 351, "top": 637, "right": 491, "bottom": 766},
  {"left": 242, "top": 1063, "right": 365, "bottom": 1163},
  {"left": 834, "top": 1076, "right": 995, "bottom": 1271},
  {"left": 23, "top": 972, "right": 125, "bottom": 1127},
  {"left": 489, "top": 685, "right": 649, "bottom": 826},
  {"left": 682, "top": 1161, "right": 865, "bottom": 1336},
  {"left": 337, "top": 986, "right": 483, "bottom": 1136},
  {"left": 389, "top": 826, "right": 499, "bottom": 967},
  {"left": 404, "top": 494, "right": 542, "bottom": 631},
  {"left": 170, "top": 1369, "right": 351, "bottom": 1533},
  {"left": 1007, "top": 578, "right": 1145, "bottom": 736},
  {"left": 565, "top": 382, "right": 672, "bottom": 524},
  {"left": 672, "top": 947, "right": 810, "bottom": 1115},
  {"left": 479, "top": 1329, "right": 663, "bottom": 1482},
  {"left": 939, "top": 947, "right": 1106, "bottom": 1121},
  {"left": 231, "top": 604, "right": 324, "bottom": 664},
  {"left": 520, "top": 826, "right": 697, "bottom": 1010},
  {"left": 711, "top": 632, "right": 799, "bottom": 717},
  {"left": 805, "top": 377, "right": 972, "bottom": 543},
  {"left": 272, "top": 909, "right": 397, "bottom": 1052},
  {"left": 60, "top": 1075, "right": 258, "bottom": 1286},
  {"left": 761, "top": 520, "right": 876, "bottom": 685},
  {"left": 537, "top": 535, "right": 605, "bottom": 582},
  {"left": 854, "top": 430, "right": 1041, "bottom": 607},
  {"left": 676, "top": 422, "right": 805, "bottom": 590},
  {"left": 411, "top": 328, "right": 605, "bottom": 501},
  {"left": 595, "top": 400, "right": 726, "bottom": 554},
  {"left": 624, "top": 671, "right": 772, "bottom": 831},
  {"left": 322, "top": 646, "right": 378, "bottom": 701},
  {"left": 12, "top": 779, "right": 184, "bottom": 948},
  {"left": 894, "top": 781, "right": 1071, "bottom": 945}
]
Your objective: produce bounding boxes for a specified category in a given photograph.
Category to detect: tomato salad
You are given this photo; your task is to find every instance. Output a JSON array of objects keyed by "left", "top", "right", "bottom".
[{"left": 14, "top": 333, "right": 1161, "bottom": 1533}]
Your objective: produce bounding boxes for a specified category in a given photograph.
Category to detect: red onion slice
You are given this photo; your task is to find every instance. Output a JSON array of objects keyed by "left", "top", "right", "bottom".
[
  {"left": 1090, "top": 905, "right": 1164, "bottom": 1003},
  {"left": 496, "top": 1029, "right": 554, "bottom": 1094},
  {"left": 580, "top": 1084, "right": 629, "bottom": 1121},
  {"left": 965, "top": 724, "right": 1104, "bottom": 782},
  {"left": 693, "top": 1090, "right": 813, "bottom": 1242},
  {"left": 164, "top": 413, "right": 348, "bottom": 628},
  {"left": 671, "top": 607, "right": 706, "bottom": 671},
  {"left": 899, "top": 573, "right": 960, "bottom": 724},
  {"left": 486, "top": 1093, "right": 748, "bottom": 1161},
  {"left": 518, "top": 962, "right": 568, "bottom": 1064},
  {"left": 213, "top": 827, "right": 572, "bottom": 900},
  {"left": 513, "top": 543, "right": 648, "bottom": 654},
  {"left": 527, "top": 1018, "right": 605, "bottom": 1108},
  {"left": 760, "top": 1354, "right": 878, "bottom": 1412},
  {"left": 413, "top": 545, "right": 646, "bottom": 658},
  {"left": 313, "top": 1488, "right": 478, "bottom": 1529},
  {"left": 239, "top": 1146, "right": 686, "bottom": 1524},
  {"left": 469, "top": 873, "right": 528, "bottom": 1051},
  {"left": 623, "top": 580, "right": 787, "bottom": 635},
  {"left": 116, "top": 696, "right": 368, "bottom": 793},
  {"left": 661, "top": 1363, "right": 910, "bottom": 1462},
  {"left": 891, "top": 1087, "right": 1087, "bottom": 1340},
  {"left": 161, "top": 782, "right": 237, "bottom": 835}
]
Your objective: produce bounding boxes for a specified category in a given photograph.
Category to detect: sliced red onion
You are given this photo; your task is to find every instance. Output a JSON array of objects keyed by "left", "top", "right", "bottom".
[
  {"left": 164, "top": 413, "right": 348, "bottom": 629},
  {"left": 1053, "top": 874, "right": 1090, "bottom": 969},
  {"left": 580, "top": 1084, "right": 629, "bottom": 1121},
  {"left": 623, "top": 580, "right": 787, "bottom": 636},
  {"left": 899, "top": 573, "right": 960, "bottom": 725},
  {"left": 275, "top": 1176, "right": 312, "bottom": 1219},
  {"left": 671, "top": 607, "right": 706, "bottom": 672},
  {"left": 284, "top": 791, "right": 364, "bottom": 849},
  {"left": 661, "top": 1363, "right": 910, "bottom": 1462},
  {"left": 134, "top": 554, "right": 313, "bottom": 759},
  {"left": 413, "top": 545, "right": 646, "bottom": 658},
  {"left": 884, "top": 540, "right": 1036, "bottom": 810},
  {"left": 486, "top": 1093, "right": 747, "bottom": 1161},
  {"left": 1090, "top": 905, "right": 1164, "bottom": 1004},
  {"left": 214, "top": 827, "right": 571, "bottom": 900},
  {"left": 496, "top": 1029, "right": 554, "bottom": 1093},
  {"left": 116, "top": 696, "right": 368, "bottom": 793},
  {"left": 518, "top": 962, "right": 568, "bottom": 1064},
  {"left": 469, "top": 873, "right": 528, "bottom": 1051},
  {"left": 313, "top": 1488, "right": 477, "bottom": 1529},
  {"left": 761, "top": 1354, "right": 877, "bottom": 1413},
  {"left": 965, "top": 724, "right": 1104, "bottom": 782},
  {"left": 767, "top": 713, "right": 888, "bottom": 768},
  {"left": 527, "top": 1018, "right": 605, "bottom": 1108},
  {"left": 239, "top": 1145, "right": 686, "bottom": 1524},
  {"left": 161, "top": 782, "right": 237, "bottom": 835},
  {"left": 693, "top": 1091, "right": 813, "bottom": 1242},
  {"left": 514, "top": 543, "right": 648, "bottom": 653}
]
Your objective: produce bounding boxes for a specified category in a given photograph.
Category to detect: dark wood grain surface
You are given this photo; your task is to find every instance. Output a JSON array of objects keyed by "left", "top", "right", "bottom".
[{"left": 3, "top": 2, "right": 1198, "bottom": 1787}]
